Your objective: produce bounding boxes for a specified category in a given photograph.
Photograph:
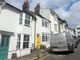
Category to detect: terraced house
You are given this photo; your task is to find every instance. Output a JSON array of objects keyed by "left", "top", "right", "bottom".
[
  {"left": 0, "top": 0, "right": 36, "bottom": 59},
  {"left": 40, "top": 8, "right": 59, "bottom": 34},
  {"left": 35, "top": 4, "right": 51, "bottom": 48},
  {"left": 0, "top": 0, "right": 69, "bottom": 60},
  {"left": 58, "top": 18, "right": 68, "bottom": 33}
]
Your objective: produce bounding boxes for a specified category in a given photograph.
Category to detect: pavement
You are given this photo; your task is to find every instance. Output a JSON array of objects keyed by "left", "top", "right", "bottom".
[{"left": 9, "top": 48, "right": 48, "bottom": 60}]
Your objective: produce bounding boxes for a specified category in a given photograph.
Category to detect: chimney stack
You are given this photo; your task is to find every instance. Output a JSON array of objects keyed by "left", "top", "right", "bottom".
[
  {"left": 35, "top": 3, "right": 40, "bottom": 14},
  {"left": 0, "top": 0, "right": 5, "bottom": 6},
  {"left": 22, "top": 0, "right": 29, "bottom": 11}
]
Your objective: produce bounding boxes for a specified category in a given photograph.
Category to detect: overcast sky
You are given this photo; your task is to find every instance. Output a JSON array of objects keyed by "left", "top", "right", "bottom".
[{"left": 6, "top": 0, "right": 80, "bottom": 28}]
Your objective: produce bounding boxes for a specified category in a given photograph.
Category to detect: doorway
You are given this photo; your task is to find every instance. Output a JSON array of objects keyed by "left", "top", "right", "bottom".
[{"left": 0, "top": 35, "right": 10, "bottom": 60}]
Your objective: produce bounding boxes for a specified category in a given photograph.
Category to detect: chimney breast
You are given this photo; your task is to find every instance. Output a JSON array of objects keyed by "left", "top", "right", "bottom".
[
  {"left": 35, "top": 3, "right": 40, "bottom": 14},
  {"left": 22, "top": 0, "right": 29, "bottom": 11}
]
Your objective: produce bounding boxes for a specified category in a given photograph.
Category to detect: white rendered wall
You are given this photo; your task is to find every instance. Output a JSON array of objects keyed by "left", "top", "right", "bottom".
[
  {"left": 0, "top": 6, "right": 35, "bottom": 59},
  {"left": 36, "top": 15, "right": 51, "bottom": 48}
]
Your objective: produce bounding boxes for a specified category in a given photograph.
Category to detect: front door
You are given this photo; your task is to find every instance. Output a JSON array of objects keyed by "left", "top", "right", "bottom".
[
  {"left": 0, "top": 35, "right": 10, "bottom": 60},
  {"left": 36, "top": 33, "right": 40, "bottom": 49}
]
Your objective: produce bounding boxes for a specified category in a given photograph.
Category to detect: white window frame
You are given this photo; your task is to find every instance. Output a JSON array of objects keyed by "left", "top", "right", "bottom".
[
  {"left": 54, "top": 24, "right": 57, "bottom": 31},
  {"left": 17, "top": 34, "right": 21, "bottom": 49},
  {"left": 42, "top": 18, "right": 50, "bottom": 28},
  {"left": 25, "top": 13, "right": 30, "bottom": 26},
  {"left": 42, "top": 33, "right": 50, "bottom": 42},
  {"left": 23, "top": 34, "right": 29, "bottom": 49},
  {"left": 19, "top": 13, "right": 23, "bottom": 24}
]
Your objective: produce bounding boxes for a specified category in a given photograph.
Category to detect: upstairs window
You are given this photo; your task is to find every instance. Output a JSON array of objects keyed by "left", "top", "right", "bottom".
[
  {"left": 54, "top": 24, "right": 57, "bottom": 31},
  {"left": 42, "top": 19, "right": 45, "bottom": 26},
  {"left": 25, "top": 13, "right": 30, "bottom": 26},
  {"left": 77, "top": 28, "right": 80, "bottom": 30},
  {"left": 42, "top": 18, "right": 50, "bottom": 28},
  {"left": 19, "top": 13, "right": 23, "bottom": 24}
]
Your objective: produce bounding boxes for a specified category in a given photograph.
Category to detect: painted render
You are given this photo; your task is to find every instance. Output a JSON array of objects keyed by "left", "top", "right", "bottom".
[
  {"left": 0, "top": 3, "right": 36, "bottom": 59},
  {"left": 36, "top": 14, "right": 51, "bottom": 48}
]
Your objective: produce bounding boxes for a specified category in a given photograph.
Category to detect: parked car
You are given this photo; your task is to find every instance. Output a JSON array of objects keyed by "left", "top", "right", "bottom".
[{"left": 50, "top": 32, "right": 75, "bottom": 52}]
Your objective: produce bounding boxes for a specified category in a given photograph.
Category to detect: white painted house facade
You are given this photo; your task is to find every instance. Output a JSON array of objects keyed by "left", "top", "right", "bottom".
[
  {"left": 75, "top": 25, "right": 80, "bottom": 37},
  {"left": 33, "top": 4, "right": 51, "bottom": 48},
  {"left": 58, "top": 18, "right": 68, "bottom": 33},
  {"left": 0, "top": 2, "right": 36, "bottom": 59},
  {"left": 40, "top": 8, "right": 59, "bottom": 34},
  {"left": 36, "top": 14, "right": 51, "bottom": 48}
]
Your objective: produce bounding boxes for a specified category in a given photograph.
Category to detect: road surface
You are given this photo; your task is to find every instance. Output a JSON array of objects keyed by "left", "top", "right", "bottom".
[{"left": 43, "top": 44, "right": 80, "bottom": 60}]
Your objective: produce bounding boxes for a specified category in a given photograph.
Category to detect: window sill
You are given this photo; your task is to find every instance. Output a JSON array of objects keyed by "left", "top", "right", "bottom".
[{"left": 24, "top": 25, "right": 30, "bottom": 27}]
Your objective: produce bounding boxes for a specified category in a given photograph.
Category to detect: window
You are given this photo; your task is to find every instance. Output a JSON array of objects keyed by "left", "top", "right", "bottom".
[
  {"left": 25, "top": 13, "right": 30, "bottom": 26},
  {"left": 23, "top": 35, "right": 29, "bottom": 48},
  {"left": 78, "top": 32, "right": 80, "bottom": 33},
  {"left": 42, "top": 34, "right": 45, "bottom": 42},
  {"left": 17, "top": 34, "right": 21, "bottom": 49},
  {"left": 42, "top": 19, "right": 50, "bottom": 28},
  {"left": 54, "top": 24, "right": 57, "bottom": 31},
  {"left": 19, "top": 13, "right": 23, "bottom": 24},
  {"left": 45, "top": 21, "right": 47, "bottom": 27},
  {"left": 42, "top": 34, "right": 50, "bottom": 42},
  {"left": 77, "top": 28, "right": 80, "bottom": 30},
  {"left": 46, "top": 34, "right": 47, "bottom": 41},
  {"left": 42, "top": 20, "right": 45, "bottom": 26}
]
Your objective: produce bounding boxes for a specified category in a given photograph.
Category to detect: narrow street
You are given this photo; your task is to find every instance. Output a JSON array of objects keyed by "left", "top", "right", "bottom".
[{"left": 43, "top": 44, "right": 80, "bottom": 60}]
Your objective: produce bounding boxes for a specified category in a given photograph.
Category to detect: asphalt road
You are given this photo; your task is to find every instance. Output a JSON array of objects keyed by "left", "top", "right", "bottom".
[{"left": 43, "top": 44, "right": 80, "bottom": 60}]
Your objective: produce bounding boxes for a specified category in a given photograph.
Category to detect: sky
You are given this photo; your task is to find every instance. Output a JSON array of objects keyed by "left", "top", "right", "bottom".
[{"left": 6, "top": 0, "right": 80, "bottom": 28}]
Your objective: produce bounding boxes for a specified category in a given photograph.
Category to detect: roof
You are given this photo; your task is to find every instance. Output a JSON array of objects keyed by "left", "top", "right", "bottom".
[
  {"left": 23, "top": 10, "right": 36, "bottom": 19},
  {"left": 58, "top": 18, "right": 67, "bottom": 23},
  {"left": 50, "top": 9, "right": 59, "bottom": 17},
  {"left": 36, "top": 13, "right": 51, "bottom": 23},
  {"left": 5, "top": 3, "right": 22, "bottom": 12},
  {"left": 3, "top": 2, "right": 36, "bottom": 19}
]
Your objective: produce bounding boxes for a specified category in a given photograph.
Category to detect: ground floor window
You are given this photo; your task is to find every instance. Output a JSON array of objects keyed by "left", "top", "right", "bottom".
[
  {"left": 17, "top": 34, "right": 21, "bottom": 49},
  {"left": 17, "top": 34, "right": 30, "bottom": 49},
  {"left": 42, "top": 34, "right": 50, "bottom": 42},
  {"left": 23, "top": 35, "right": 29, "bottom": 48}
]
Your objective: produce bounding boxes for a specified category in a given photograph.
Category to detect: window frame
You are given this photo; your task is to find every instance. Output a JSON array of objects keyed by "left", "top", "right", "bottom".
[
  {"left": 17, "top": 34, "right": 21, "bottom": 49},
  {"left": 42, "top": 18, "right": 50, "bottom": 28},
  {"left": 54, "top": 24, "right": 57, "bottom": 31},
  {"left": 25, "top": 13, "right": 31, "bottom": 26},
  {"left": 19, "top": 13, "right": 23, "bottom": 25},
  {"left": 23, "top": 34, "right": 29, "bottom": 49},
  {"left": 42, "top": 33, "right": 50, "bottom": 42}
]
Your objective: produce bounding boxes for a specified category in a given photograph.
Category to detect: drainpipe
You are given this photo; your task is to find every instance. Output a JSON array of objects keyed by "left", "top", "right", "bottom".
[{"left": 34, "top": 18, "right": 36, "bottom": 48}]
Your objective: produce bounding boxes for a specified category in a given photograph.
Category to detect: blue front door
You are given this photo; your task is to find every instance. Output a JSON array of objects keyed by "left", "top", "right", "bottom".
[{"left": 0, "top": 35, "right": 10, "bottom": 60}]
